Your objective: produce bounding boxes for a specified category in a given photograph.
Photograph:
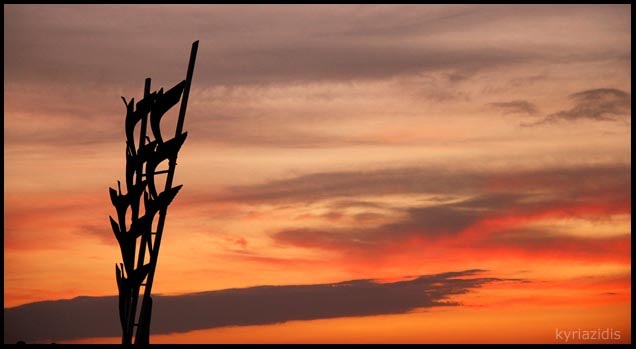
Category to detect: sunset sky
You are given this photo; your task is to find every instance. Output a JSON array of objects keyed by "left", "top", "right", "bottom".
[{"left": 4, "top": 4, "right": 631, "bottom": 344}]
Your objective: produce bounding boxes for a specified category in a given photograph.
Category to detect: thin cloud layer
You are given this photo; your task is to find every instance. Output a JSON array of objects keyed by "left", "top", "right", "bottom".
[
  {"left": 5, "top": 5, "right": 630, "bottom": 150},
  {"left": 218, "top": 163, "right": 630, "bottom": 258},
  {"left": 490, "top": 100, "right": 539, "bottom": 115},
  {"left": 5, "top": 5, "right": 629, "bottom": 87},
  {"left": 523, "top": 88, "right": 631, "bottom": 126},
  {"left": 272, "top": 193, "right": 630, "bottom": 258},
  {"left": 218, "top": 164, "right": 630, "bottom": 204}
]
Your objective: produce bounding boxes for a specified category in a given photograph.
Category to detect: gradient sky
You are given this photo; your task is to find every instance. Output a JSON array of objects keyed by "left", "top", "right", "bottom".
[{"left": 3, "top": 4, "right": 631, "bottom": 344}]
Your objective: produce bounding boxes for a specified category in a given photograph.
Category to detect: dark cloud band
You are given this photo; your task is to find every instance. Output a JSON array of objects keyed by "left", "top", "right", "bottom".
[{"left": 4, "top": 270, "right": 505, "bottom": 343}]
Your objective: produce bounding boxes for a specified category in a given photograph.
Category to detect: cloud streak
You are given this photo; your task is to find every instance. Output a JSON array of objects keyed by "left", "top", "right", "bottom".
[
  {"left": 272, "top": 193, "right": 630, "bottom": 259},
  {"left": 216, "top": 163, "right": 630, "bottom": 259},
  {"left": 4, "top": 5, "right": 630, "bottom": 150},
  {"left": 4, "top": 270, "right": 504, "bottom": 343},
  {"left": 523, "top": 88, "right": 631, "bottom": 126},
  {"left": 490, "top": 100, "right": 539, "bottom": 115},
  {"left": 5, "top": 5, "right": 629, "bottom": 88},
  {"left": 218, "top": 164, "right": 630, "bottom": 204}
]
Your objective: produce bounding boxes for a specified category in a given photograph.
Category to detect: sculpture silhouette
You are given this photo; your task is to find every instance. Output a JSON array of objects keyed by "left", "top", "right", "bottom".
[{"left": 108, "top": 41, "right": 198, "bottom": 345}]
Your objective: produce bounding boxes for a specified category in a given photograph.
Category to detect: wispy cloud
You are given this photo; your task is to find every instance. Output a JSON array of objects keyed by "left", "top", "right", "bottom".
[
  {"left": 489, "top": 100, "right": 539, "bottom": 115},
  {"left": 272, "top": 193, "right": 630, "bottom": 258},
  {"left": 217, "top": 164, "right": 630, "bottom": 204},
  {"left": 213, "top": 163, "right": 631, "bottom": 259},
  {"left": 5, "top": 5, "right": 629, "bottom": 88},
  {"left": 522, "top": 88, "right": 631, "bottom": 126}
]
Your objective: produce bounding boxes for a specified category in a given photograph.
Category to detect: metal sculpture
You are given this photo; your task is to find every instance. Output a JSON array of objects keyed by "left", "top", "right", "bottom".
[{"left": 108, "top": 41, "right": 199, "bottom": 344}]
